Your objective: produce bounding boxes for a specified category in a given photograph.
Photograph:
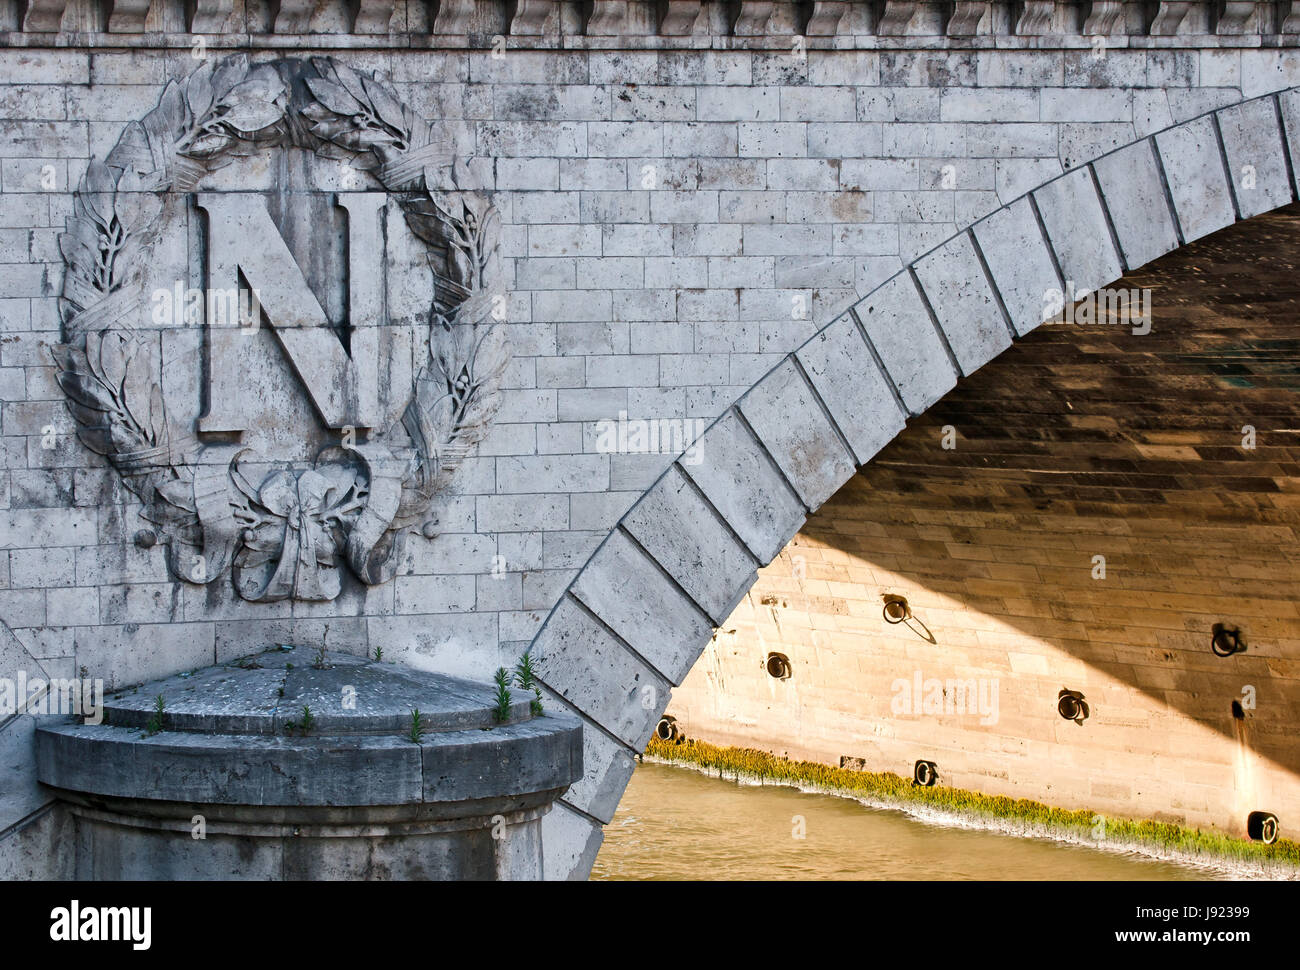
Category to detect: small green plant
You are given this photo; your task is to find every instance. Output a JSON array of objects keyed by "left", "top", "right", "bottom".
[
  {"left": 313, "top": 644, "right": 327, "bottom": 669},
  {"left": 492, "top": 667, "right": 512, "bottom": 723},
  {"left": 409, "top": 708, "right": 424, "bottom": 744},
  {"left": 285, "top": 704, "right": 315, "bottom": 737},
  {"left": 513, "top": 650, "right": 543, "bottom": 716},
  {"left": 144, "top": 693, "right": 166, "bottom": 736},
  {"left": 374, "top": 645, "right": 383, "bottom": 662}
]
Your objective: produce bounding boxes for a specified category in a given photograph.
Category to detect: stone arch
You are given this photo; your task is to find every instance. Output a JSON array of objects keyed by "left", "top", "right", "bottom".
[{"left": 529, "top": 86, "right": 1300, "bottom": 879}]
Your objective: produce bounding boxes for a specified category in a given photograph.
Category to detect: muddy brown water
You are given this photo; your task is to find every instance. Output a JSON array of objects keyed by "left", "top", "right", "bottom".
[{"left": 591, "top": 762, "right": 1221, "bottom": 881}]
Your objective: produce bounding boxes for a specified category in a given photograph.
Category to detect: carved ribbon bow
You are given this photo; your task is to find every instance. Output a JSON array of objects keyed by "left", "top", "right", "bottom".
[{"left": 236, "top": 469, "right": 346, "bottom": 602}]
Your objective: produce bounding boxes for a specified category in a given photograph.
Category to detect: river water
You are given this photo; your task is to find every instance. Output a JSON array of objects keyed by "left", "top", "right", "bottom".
[{"left": 591, "top": 762, "right": 1219, "bottom": 881}]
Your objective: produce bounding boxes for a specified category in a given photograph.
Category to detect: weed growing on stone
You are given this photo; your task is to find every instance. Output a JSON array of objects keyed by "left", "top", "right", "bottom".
[
  {"left": 144, "top": 694, "right": 166, "bottom": 737},
  {"left": 513, "top": 650, "right": 543, "bottom": 715},
  {"left": 409, "top": 708, "right": 424, "bottom": 743},
  {"left": 285, "top": 705, "right": 315, "bottom": 737},
  {"left": 492, "top": 668, "right": 512, "bottom": 723},
  {"left": 374, "top": 646, "right": 383, "bottom": 661}
]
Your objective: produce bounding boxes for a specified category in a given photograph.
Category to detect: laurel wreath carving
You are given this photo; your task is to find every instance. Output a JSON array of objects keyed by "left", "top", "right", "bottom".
[{"left": 54, "top": 55, "right": 508, "bottom": 602}]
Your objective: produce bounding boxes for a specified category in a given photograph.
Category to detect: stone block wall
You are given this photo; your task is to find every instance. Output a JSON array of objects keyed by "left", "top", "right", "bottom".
[{"left": 2, "top": 9, "right": 1300, "bottom": 876}]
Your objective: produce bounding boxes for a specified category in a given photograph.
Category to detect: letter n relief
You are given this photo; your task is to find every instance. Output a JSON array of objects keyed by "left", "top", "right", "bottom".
[{"left": 196, "top": 192, "right": 385, "bottom": 433}]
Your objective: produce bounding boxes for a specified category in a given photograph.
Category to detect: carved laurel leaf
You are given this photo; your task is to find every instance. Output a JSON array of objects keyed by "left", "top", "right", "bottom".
[
  {"left": 54, "top": 333, "right": 153, "bottom": 460},
  {"left": 303, "top": 57, "right": 417, "bottom": 165},
  {"left": 209, "top": 54, "right": 249, "bottom": 103},
  {"left": 360, "top": 74, "right": 407, "bottom": 133},
  {"left": 105, "top": 121, "right": 154, "bottom": 180},
  {"left": 54, "top": 347, "right": 115, "bottom": 456},
  {"left": 222, "top": 100, "right": 284, "bottom": 134},
  {"left": 183, "top": 60, "right": 217, "bottom": 125},
  {"left": 95, "top": 330, "right": 128, "bottom": 394},
  {"left": 58, "top": 222, "right": 100, "bottom": 292},
  {"left": 147, "top": 81, "right": 189, "bottom": 154},
  {"left": 305, "top": 77, "right": 363, "bottom": 117},
  {"left": 122, "top": 340, "right": 157, "bottom": 445},
  {"left": 471, "top": 323, "right": 509, "bottom": 391},
  {"left": 79, "top": 159, "right": 117, "bottom": 231}
]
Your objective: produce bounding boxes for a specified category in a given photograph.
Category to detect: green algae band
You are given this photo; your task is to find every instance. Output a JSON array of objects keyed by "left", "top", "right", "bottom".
[{"left": 645, "top": 737, "right": 1300, "bottom": 875}]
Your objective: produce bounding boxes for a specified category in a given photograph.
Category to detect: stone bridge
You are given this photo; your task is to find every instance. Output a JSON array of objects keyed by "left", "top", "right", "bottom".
[{"left": 1, "top": 1, "right": 1299, "bottom": 879}]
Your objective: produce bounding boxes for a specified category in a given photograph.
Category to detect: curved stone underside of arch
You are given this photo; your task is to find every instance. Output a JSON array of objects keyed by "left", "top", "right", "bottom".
[{"left": 530, "top": 85, "right": 1300, "bottom": 879}]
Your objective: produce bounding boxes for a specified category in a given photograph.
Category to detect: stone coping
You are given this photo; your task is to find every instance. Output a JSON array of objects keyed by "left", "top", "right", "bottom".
[
  {"left": 96, "top": 650, "right": 536, "bottom": 735},
  {"left": 35, "top": 652, "right": 584, "bottom": 807}
]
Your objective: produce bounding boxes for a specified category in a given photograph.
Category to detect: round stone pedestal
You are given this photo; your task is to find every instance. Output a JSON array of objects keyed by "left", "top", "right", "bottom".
[{"left": 35, "top": 648, "right": 583, "bottom": 880}]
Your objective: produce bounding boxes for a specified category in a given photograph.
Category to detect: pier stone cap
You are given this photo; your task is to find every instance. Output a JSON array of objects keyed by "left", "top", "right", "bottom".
[{"left": 36, "top": 649, "right": 583, "bottom": 810}]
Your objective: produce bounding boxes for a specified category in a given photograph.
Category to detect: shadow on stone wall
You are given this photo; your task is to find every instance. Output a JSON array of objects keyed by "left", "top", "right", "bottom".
[{"left": 777, "top": 204, "right": 1300, "bottom": 786}]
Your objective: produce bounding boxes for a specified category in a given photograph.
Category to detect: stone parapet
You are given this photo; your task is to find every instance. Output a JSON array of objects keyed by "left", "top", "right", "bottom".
[{"left": 3, "top": 1, "right": 1300, "bottom": 48}]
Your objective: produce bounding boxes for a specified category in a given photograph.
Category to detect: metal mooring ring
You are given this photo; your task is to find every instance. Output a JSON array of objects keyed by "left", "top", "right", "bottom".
[
  {"left": 1211, "top": 624, "right": 1245, "bottom": 657},
  {"left": 883, "top": 595, "right": 911, "bottom": 624}
]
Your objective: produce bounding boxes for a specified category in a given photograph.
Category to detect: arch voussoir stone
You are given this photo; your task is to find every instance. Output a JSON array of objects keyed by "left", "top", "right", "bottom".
[
  {"left": 970, "top": 196, "right": 1061, "bottom": 337},
  {"left": 1278, "top": 90, "right": 1300, "bottom": 194},
  {"left": 621, "top": 465, "right": 758, "bottom": 625},
  {"left": 851, "top": 271, "right": 958, "bottom": 415},
  {"left": 1156, "top": 115, "right": 1237, "bottom": 243},
  {"left": 736, "top": 357, "right": 857, "bottom": 511},
  {"left": 795, "top": 315, "right": 906, "bottom": 467},
  {"left": 1093, "top": 138, "right": 1181, "bottom": 270},
  {"left": 537, "top": 87, "right": 1300, "bottom": 879},
  {"left": 913, "top": 232, "right": 1013, "bottom": 376},
  {"left": 532, "top": 596, "right": 671, "bottom": 752},
  {"left": 681, "top": 410, "right": 807, "bottom": 566},
  {"left": 540, "top": 686, "right": 637, "bottom": 820},
  {"left": 1218, "top": 96, "right": 1293, "bottom": 218},
  {"left": 570, "top": 529, "right": 715, "bottom": 685},
  {"left": 1033, "top": 165, "right": 1125, "bottom": 296}
]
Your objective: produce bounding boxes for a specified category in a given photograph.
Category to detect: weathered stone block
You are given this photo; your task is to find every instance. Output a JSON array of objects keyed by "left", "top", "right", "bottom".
[
  {"left": 795, "top": 314, "right": 906, "bottom": 467},
  {"left": 1217, "top": 97, "right": 1293, "bottom": 219},
  {"left": 0, "top": 805, "right": 72, "bottom": 879},
  {"left": 571, "top": 528, "right": 714, "bottom": 684},
  {"left": 912, "top": 231, "right": 1013, "bottom": 376},
  {"left": 970, "top": 196, "right": 1062, "bottom": 337},
  {"left": 1092, "top": 138, "right": 1181, "bottom": 271},
  {"left": 1032, "top": 165, "right": 1124, "bottom": 296},
  {"left": 623, "top": 464, "right": 756, "bottom": 624},
  {"left": 1155, "top": 116, "right": 1237, "bottom": 242},
  {"left": 0, "top": 716, "right": 54, "bottom": 837},
  {"left": 737, "top": 357, "right": 856, "bottom": 512},
  {"left": 1276, "top": 89, "right": 1300, "bottom": 195},
  {"left": 540, "top": 689, "right": 637, "bottom": 824},
  {"left": 678, "top": 410, "right": 805, "bottom": 566},
  {"left": 541, "top": 800, "right": 604, "bottom": 881},
  {"left": 531, "top": 595, "right": 670, "bottom": 748},
  {"left": 850, "top": 272, "right": 957, "bottom": 416}
]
